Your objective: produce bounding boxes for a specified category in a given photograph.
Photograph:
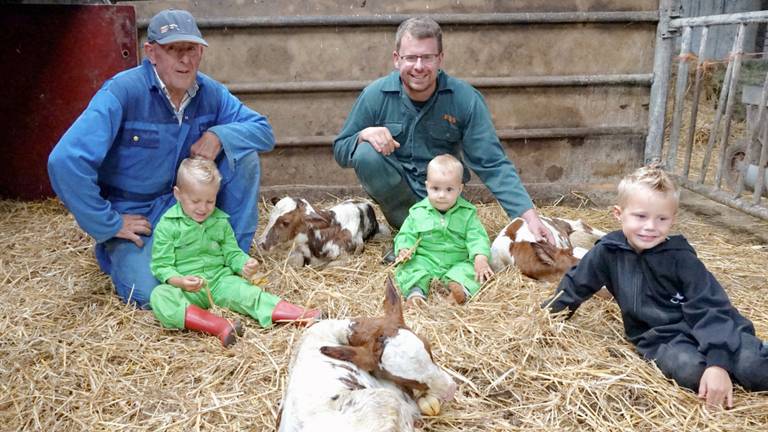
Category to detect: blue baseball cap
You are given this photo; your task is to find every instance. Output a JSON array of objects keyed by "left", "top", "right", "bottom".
[{"left": 147, "top": 9, "right": 208, "bottom": 46}]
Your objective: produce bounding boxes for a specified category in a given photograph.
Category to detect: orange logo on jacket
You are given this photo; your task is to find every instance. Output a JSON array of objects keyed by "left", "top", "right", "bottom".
[{"left": 442, "top": 114, "right": 457, "bottom": 125}]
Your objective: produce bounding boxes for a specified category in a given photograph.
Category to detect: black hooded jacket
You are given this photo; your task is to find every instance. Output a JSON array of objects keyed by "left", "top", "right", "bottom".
[{"left": 545, "top": 230, "right": 754, "bottom": 372}]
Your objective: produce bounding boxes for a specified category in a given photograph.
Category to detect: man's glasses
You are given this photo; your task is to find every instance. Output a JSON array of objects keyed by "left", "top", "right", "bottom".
[{"left": 398, "top": 53, "right": 441, "bottom": 65}]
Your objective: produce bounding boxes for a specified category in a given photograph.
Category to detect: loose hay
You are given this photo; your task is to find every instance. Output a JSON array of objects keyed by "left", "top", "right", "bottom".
[{"left": 1, "top": 197, "right": 768, "bottom": 431}]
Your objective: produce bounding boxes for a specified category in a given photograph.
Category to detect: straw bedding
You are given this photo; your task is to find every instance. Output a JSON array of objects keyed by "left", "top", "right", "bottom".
[{"left": 1, "top": 195, "right": 767, "bottom": 432}]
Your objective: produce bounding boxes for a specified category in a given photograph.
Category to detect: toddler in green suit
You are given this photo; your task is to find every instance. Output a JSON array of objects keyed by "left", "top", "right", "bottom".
[
  {"left": 395, "top": 154, "right": 494, "bottom": 307},
  {"left": 150, "top": 158, "right": 321, "bottom": 346}
]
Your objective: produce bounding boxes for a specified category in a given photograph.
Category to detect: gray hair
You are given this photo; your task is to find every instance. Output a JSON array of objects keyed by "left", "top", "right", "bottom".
[{"left": 395, "top": 17, "right": 443, "bottom": 53}]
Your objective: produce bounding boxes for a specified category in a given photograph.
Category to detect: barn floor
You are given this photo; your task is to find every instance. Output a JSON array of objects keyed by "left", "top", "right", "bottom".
[{"left": 1, "top": 192, "right": 767, "bottom": 431}]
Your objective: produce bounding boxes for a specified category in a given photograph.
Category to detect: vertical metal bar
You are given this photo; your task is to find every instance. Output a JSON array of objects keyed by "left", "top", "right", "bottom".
[
  {"left": 645, "top": 0, "right": 675, "bottom": 165},
  {"left": 735, "top": 71, "right": 768, "bottom": 196},
  {"left": 666, "top": 26, "right": 693, "bottom": 172},
  {"left": 682, "top": 26, "right": 709, "bottom": 178},
  {"left": 754, "top": 118, "right": 768, "bottom": 204},
  {"left": 698, "top": 30, "right": 738, "bottom": 184},
  {"left": 715, "top": 23, "right": 748, "bottom": 189}
]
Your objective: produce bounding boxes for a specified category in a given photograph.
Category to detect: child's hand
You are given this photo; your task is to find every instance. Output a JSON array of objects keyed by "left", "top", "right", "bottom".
[
  {"left": 179, "top": 275, "right": 204, "bottom": 292},
  {"left": 395, "top": 248, "right": 413, "bottom": 264},
  {"left": 241, "top": 258, "right": 259, "bottom": 279},
  {"left": 474, "top": 255, "right": 494, "bottom": 283},
  {"left": 698, "top": 366, "right": 733, "bottom": 409}
]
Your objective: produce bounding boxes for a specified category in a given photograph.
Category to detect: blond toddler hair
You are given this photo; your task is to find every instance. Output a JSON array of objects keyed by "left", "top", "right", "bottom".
[
  {"left": 617, "top": 165, "right": 680, "bottom": 208},
  {"left": 427, "top": 154, "right": 464, "bottom": 183},
  {"left": 176, "top": 157, "right": 222, "bottom": 189}
]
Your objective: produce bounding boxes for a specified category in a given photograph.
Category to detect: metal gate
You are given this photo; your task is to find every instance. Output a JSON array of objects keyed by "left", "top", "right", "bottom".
[{"left": 647, "top": 0, "right": 768, "bottom": 220}]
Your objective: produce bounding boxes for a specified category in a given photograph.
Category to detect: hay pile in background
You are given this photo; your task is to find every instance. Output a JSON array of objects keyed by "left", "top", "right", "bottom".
[{"left": 1, "top": 197, "right": 768, "bottom": 431}]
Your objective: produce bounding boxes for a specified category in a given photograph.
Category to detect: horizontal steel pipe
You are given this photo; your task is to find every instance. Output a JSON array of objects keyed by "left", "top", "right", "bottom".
[
  {"left": 676, "top": 176, "right": 768, "bottom": 221},
  {"left": 274, "top": 127, "right": 645, "bottom": 147},
  {"left": 670, "top": 10, "right": 768, "bottom": 28},
  {"left": 138, "top": 12, "right": 658, "bottom": 29},
  {"left": 230, "top": 74, "right": 653, "bottom": 94}
]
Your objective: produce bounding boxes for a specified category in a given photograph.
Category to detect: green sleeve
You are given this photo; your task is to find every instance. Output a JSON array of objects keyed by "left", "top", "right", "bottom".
[
  {"left": 465, "top": 211, "right": 491, "bottom": 259},
  {"left": 220, "top": 222, "right": 249, "bottom": 274},
  {"left": 393, "top": 213, "right": 419, "bottom": 255},
  {"left": 151, "top": 218, "right": 182, "bottom": 284}
]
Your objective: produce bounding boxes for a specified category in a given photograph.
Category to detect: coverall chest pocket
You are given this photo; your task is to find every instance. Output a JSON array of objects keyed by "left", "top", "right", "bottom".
[
  {"left": 120, "top": 127, "right": 160, "bottom": 149},
  {"left": 413, "top": 217, "right": 443, "bottom": 243},
  {"left": 174, "top": 229, "right": 201, "bottom": 260},
  {"left": 426, "top": 120, "right": 461, "bottom": 153}
]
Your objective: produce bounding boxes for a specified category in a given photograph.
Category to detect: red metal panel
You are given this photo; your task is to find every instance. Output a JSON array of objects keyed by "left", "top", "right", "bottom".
[{"left": 0, "top": 4, "right": 138, "bottom": 200}]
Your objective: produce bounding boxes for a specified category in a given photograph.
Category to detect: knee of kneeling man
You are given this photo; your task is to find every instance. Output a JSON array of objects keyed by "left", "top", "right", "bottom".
[
  {"left": 351, "top": 143, "right": 386, "bottom": 169},
  {"left": 227, "top": 151, "right": 260, "bottom": 176}
]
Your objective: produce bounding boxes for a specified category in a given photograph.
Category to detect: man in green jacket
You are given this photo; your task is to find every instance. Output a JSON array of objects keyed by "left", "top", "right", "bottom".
[{"left": 333, "top": 16, "right": 554, "bottom": 247}]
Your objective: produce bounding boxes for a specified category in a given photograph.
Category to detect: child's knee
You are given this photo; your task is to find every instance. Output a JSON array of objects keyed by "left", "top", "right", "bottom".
[{"left": 656, "top": 349, "right": 706, "bottom": 391}]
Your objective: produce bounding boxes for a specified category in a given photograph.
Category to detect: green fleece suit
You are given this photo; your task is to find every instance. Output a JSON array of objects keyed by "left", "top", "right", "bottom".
[
  {"left": 149, "top": 203, "right": 279, "bottom": 329},
  {"left": 394, "top": 197, "right": 491, "bottom": 298}
]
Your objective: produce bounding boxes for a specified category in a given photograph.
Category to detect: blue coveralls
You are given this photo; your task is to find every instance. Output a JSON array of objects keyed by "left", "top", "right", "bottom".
[{"left": 48, "top": 59, "right": 274, "bottom": 308}]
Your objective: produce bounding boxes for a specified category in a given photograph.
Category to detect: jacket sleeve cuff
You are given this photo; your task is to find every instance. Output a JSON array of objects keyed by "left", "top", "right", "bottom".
[
  {"left": 156, "top": 270, "right": 181, "bottom": 285},
  {"left": 230, "top": 254, "right": 249, "bottom": 274},
  {"left": 705, "top": 348, "right": 733, "bottom": 371}
]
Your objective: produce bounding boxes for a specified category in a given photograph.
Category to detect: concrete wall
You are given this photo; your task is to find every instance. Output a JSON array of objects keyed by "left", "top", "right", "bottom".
[{"left": 126, "top": 0, "right": 659, "bottom": 204}]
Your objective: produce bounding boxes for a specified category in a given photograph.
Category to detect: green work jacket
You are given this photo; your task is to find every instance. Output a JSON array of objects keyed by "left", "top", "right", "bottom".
[
  {"left": 334, "top": 69, "right": 534, "bottom": 218},
  {"left": 394, "top": 197, "right": 490, "bottom": 265},
  {"left": 151, "top": 203, "right": 249, "bottom": 284}
]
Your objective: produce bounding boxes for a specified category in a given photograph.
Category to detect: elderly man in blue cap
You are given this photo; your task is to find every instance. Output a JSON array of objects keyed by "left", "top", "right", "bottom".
[{"left": 48, "top": 9, "right": 274, "bottom": 309}]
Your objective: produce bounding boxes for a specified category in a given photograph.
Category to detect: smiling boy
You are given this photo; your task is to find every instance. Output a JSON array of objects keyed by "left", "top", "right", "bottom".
[{"left": 544, "top": 166, "right": 768, "bottom": 408}]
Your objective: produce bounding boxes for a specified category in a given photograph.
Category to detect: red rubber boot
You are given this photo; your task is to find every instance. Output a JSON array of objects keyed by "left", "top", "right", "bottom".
[
  {"left": 184, "top": 305, "right": 243, "bottom": 347},
  {"left": 271, "top": 300, "right": 324, "bottom": 326}
]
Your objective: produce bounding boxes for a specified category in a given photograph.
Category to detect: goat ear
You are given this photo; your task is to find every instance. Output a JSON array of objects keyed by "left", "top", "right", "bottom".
[
  {"left": 320, "top": 345, "right": 378, "bottom": 372},
  {"left": 383, "top": 277, "right": 404, "bottom": 322},
  {"left": 531, "top": 241, "right": 557, "bottom": 266}
]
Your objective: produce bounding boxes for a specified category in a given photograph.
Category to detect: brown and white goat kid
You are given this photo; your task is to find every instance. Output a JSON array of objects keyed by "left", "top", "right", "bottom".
[
  {"left": 257, "top": 197, "right": 390, "bottom": 267},
  {"left": 489, "top": 216, "right": 606, "bottom": 282},
  {"left": 277, "top": 279, "right": 457, "bottom": 432}
]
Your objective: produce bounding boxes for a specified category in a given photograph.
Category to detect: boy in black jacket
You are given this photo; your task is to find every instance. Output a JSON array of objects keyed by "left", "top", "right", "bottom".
[{"left": 544, "top": 166, "right": 768, "bottom": 408}]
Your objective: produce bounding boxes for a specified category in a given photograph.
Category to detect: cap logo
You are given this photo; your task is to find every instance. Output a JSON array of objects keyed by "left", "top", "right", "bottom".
[{"left": 159, "top": 24, "right": 180, "bottom": 34}]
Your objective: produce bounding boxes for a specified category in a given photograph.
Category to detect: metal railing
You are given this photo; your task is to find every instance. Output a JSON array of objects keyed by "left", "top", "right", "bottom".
[{"left": 647, "top": 2, "right": 768, "bottom": 220}]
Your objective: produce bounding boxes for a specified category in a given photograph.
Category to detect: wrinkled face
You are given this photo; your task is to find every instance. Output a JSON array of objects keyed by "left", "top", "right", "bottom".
[
  {"left": 173, "top": 179, "right": 217, "bottom": 223},
  {"left": 426, "top": 166, "right": 463, "bottom": 212},
  {"left": 393, "top": 33, "right": 443, "bottom": 102},
  {"left": 257, "top": 197, "right": 311, "bottom": 250},
  {"left": 613, "top": 187, "right": 677, "bottom": 252},
  {"left": 379, "top": 329, "right": 457, "bottom": 402},
  {"left": 144, "top": 41, "right": 203, "bottom": 101}
]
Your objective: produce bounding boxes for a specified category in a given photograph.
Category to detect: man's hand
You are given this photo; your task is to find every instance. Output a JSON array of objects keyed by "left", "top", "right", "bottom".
[
  {"left": 520, "top": 208, "right": 555, "bottom": 245},
  {"left": 115, "top": 214, "right": 152, "bottom": 247},
  {"left": 474, "top": 255, "right": 494, "bottom": 283},
  {"left": 190, "top": 131, "right": 222, "bottom": 161},
  {"left": 698, "top": 366, "right": 734, "bottom": 409},
  {"left": 358, "top": 127, "right": 400, "bottom": 156},
  {"left": 241, "top": 258, "right": 259, "bottom": 279}
]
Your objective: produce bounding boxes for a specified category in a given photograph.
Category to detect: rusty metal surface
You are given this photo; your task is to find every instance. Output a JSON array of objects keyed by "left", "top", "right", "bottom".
[
  {"left": 260, "top": 134, "right": 645, "bottom": 202},
  {"left": 127, "top": 0, "right": 659, "bottom": 18},
  {"left": 197, "top": 24, "right": 655, "bottom": 83},
  {"left": 0, "top": 4, "right": 137, "bottom": 199},
  {"left": 243, "top": 85, "right": 649, "bottom": 140}
]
